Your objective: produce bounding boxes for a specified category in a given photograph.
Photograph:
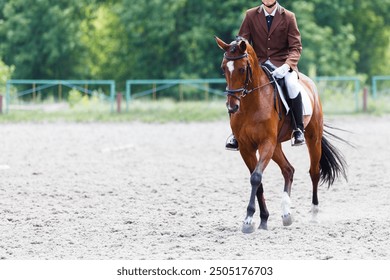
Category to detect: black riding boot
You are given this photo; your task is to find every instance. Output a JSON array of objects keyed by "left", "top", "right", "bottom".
[
  {"left": 290, "top": 93, "right": 305, "bottom": 146},
  {"left": 225, "top": 134, "right": 239, "bottom": 150},
  {"left": 225, "top": 112, "right": 239, "bottom": 151}
]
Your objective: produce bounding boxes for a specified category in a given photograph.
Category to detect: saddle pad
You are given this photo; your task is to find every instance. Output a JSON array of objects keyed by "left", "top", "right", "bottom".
[
  {"left": 261, "top": 62, "right": 312, "bottom": 116},
  {"left": 275, "top": 81, "right": 312, "bottom": 116}
]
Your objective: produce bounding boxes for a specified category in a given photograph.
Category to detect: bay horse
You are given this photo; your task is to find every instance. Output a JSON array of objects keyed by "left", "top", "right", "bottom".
[{"left": 215, "top": 36, "right": 347, "bottom": 233}]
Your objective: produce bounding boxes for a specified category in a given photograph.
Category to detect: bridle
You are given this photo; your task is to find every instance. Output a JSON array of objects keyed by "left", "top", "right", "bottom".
[{"left": 223, "top": 52, "right": 274, "bottom": 101}]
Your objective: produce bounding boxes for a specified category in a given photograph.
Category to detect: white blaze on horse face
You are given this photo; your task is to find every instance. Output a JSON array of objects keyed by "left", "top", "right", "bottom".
[{"left": 227, "top": 61, "right": 235, "bottom": 77}]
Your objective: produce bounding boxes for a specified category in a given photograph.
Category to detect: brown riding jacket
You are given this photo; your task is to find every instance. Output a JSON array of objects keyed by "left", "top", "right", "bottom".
[{"left": 238, "top": 4, "right": 302, "bottom": 72}]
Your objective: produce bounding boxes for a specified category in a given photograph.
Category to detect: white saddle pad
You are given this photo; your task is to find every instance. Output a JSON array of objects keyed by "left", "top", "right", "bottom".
[{"left": 275, "top": 82, "right": 312, "bottom": 116}]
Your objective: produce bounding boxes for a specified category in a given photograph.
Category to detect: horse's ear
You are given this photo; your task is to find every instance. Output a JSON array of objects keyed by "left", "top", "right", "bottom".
[
  {"left": 238, "top": 40, "right": 247, "bottom": 53},
  {"left": 215, "top": 36, "right": 229, "bottom": 51}
]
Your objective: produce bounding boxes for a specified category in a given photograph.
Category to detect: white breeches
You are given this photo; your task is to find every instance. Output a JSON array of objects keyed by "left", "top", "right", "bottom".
[{"left": 284, "top": 71, "right": 300, "bottom": 99}]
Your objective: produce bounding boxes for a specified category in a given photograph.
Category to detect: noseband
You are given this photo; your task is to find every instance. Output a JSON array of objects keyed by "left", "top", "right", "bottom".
[{"left": 223, "top": 52, "right": 253, "bottom": 100}]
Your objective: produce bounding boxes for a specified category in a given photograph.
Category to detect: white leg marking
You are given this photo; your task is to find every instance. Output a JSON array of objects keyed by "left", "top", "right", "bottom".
[
  {"left": 227, "top": 61, "right": 234, "bottom": 77},
  {"left": 244, "top": 216, "right": 253, "bottom": 225},
  {"left": 281, "top": 192, "right": 291, "bottom": 216},
  {"left": 311, "top": 204, "right": 319, "bottom": 223}
]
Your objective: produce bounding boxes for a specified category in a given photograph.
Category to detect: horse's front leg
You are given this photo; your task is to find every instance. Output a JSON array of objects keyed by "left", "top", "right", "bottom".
[
  {"left": 242, "top": 172, "right": 260, "bottom": 234},
  {"left": 256, "top": 183, "right": 269, "bottom": 230},
  {"left": 240, "top": 142, "right": 274, "bottom": 233}
]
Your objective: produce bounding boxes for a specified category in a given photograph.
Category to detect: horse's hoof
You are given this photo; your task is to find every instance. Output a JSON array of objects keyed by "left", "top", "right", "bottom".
[
  {"left": 282, "top": 213, "right": 293, "bottom": 226},
  {"left": 242, "top": 222, "right": 256, "bottom": 234},
  {"left": 258, "top": 221, "right": 268, "bottom": 230}
]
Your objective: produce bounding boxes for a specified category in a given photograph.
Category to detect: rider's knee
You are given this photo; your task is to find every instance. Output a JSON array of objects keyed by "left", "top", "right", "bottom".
[{"left": 284, "top": 71, "right": 300, "bottom": 99}]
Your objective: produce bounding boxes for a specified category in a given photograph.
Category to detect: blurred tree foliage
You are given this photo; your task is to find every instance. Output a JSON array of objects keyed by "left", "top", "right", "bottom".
[{"left": 0, "top": 0, "right": 388, "bottom": 85}]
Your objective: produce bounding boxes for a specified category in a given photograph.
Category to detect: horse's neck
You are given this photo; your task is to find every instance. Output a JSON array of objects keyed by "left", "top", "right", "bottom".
[
  {"left": 253, "top": 65, "right": 270, "bottom": 89},
  {"left": 231, "top": 65, "right": 274, "bottom": 130},
  {"left": 250, "top": 64, "right": 272, "bottom": 101}
]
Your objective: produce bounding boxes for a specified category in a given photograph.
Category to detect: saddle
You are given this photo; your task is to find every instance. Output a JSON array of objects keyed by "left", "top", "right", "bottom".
[
  {"left": 261, "top": 61, "right": 287, "bottom": 98},
  {"left": 260, "top": 61, "right": 288, "bottom": 119},
  {"left": 260, "top": 61, "right": 313, "bottom": 117}
]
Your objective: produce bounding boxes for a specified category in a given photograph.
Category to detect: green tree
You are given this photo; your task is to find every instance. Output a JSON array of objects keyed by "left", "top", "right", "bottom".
[
  {"left": 289, "top": 1, "right": 357, "bottom": 76},
  {"left": 77, "top": 2, "right": 130, "bottom": 86},
  {"left": 0, "top": 0, "right": 87, "bottom": 79},
  {"left": 0, "top": 0, "right": 388, "bottom": 85},
  {"left": 174, "top": 0, "right": 258, "bottom": 79},
  {"left": 346, "top": 0, "right": 390, "bottom": 76},
  {"left": 290, "top": 0, "right": 390, "bottom": 77},
  {"left": 0, "top": 58, "right": 14, "bottom": 94}
]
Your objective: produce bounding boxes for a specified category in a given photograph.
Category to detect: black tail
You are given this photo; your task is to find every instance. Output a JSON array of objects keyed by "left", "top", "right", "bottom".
[{"left": 319, "top": 128, "right": 349, "bottom": 188}]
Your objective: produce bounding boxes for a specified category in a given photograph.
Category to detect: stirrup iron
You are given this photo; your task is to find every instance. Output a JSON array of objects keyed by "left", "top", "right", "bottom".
[
  {"left": 291, "top": 128, "right": 305, "bottom": 146},
  {"left": 225, "top": 134, "right": 239, "bottom": 151}
]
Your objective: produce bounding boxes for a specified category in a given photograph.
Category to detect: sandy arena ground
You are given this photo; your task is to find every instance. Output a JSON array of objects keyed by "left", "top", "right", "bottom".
[{"left": 0, "top": 115, "right": 389, "bottom": 260}]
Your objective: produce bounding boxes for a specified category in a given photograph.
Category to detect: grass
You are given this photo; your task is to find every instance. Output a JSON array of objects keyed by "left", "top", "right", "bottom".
[
  {"left": 0, "top": 99, "right": 228, "bottom": 123},
  {"left": 1, "top": 95, "right": 389, "bottom": 123}
]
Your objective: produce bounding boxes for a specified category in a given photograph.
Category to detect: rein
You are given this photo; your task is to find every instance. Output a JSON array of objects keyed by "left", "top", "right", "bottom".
[
  {"left": 223, "top": 51, "right": 275, "bottom": 100},
  {"left": 223, "top": 50, "right": 282, "bottom": 119}
]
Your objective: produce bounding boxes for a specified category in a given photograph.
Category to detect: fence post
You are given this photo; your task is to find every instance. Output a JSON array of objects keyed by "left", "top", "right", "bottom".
[
  {"left": 179, "top": 84, "right": 183, "bottom": 101},
  {"left": 116, "top": 92, "right": 122, "bottom": 113},
  {"left": 205, "top": 83, "right": 209, "bottom": 101},
  {"left": 363, "top": 87, "right": 368, "bottom": 112},
  {"left": 153, "top": 84, "right": 156, "bottom": 101},
  {"left": 32, "top": 83, "right": 36, "bottom": 101},
  {"left": 372, "top": 77, "right": 377, "bottom": 99},
  {"left": 58, "top": 83, "right": 62, "bottom": 102}
]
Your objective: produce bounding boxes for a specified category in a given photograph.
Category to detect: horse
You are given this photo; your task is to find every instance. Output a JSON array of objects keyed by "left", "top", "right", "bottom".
[{"left": 215, "top": 36, "right": 347, "bottom": 233}]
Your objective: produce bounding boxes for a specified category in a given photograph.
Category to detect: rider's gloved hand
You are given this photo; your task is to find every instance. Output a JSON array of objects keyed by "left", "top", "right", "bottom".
[{"left": 272, "top": 63, "right": 291, "bottom": 79}]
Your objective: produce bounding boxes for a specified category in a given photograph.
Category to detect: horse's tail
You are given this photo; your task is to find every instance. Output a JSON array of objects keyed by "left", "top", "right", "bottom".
[{"left": 319, "top": 125, "right": 349, "bottom": 188}]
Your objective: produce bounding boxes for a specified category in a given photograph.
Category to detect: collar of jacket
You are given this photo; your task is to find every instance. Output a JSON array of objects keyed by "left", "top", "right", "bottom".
[{"left": 257, "top": 4, "right": 285, "bottom": 15}]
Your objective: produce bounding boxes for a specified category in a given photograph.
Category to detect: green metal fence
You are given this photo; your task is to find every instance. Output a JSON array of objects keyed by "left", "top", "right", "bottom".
[
  {"left": 372, "top": 76, "right": 390, "bottom": 98},
  {"left": 125, "top": 79, "right": 226, "bottom": 111},
  {"left": 5, "top": 79, "right": 116, "bottom": 113},
  {"left": 2, "top": 76, "right": 374, "bottom": 114},
  {"left": 126, "top": 77, "right": 362, "bottom": 113},
  {"left": 314, "top": 76, "right": 361, "bottom": 113}
]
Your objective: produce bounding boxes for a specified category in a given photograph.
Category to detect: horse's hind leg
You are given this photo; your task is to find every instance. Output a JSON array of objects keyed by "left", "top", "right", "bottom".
[
  {"left": 307, "top": 138, "right": 321, "bottom": 222},
  {"left": 272, "top": 144, "right": 295, "bottom": 226},
  {"left": 305, "top": 125, "right": 322, "bottom": 222}
]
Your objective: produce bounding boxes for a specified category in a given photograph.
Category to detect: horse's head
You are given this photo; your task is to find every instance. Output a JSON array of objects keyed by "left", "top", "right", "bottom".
[{"left": 215, "top": 36, "right": 253, "bottom": 114}]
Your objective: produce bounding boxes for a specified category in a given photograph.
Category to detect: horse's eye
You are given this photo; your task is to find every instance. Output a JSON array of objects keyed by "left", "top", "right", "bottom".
[{"left": 239, "top": 67, "right": 246, "bottom": 74}]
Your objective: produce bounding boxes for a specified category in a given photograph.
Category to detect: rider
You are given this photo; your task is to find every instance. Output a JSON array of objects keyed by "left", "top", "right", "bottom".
[{"left": 225, "top": 0, "right": 305, "bottom": 150}]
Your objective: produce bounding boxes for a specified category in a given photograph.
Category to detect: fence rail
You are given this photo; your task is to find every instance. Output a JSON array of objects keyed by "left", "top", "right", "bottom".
[
  {"left": 314, "top": 76, "right": 361, "bottom": 112},
  {"left": 5, "top": 79, "right": 116, "bottom": 113},
  {"left": 125, "top": 79, "right": 226, "bottom": 111},
  {"left": 372, "top": 76, "right": 390, "bottom": 98},
  {"left": 125, "top": 77, "right": 362, "bottom": 112},
  {"left": 3, "top": 76, "right": 389, "bottom": 114}
]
